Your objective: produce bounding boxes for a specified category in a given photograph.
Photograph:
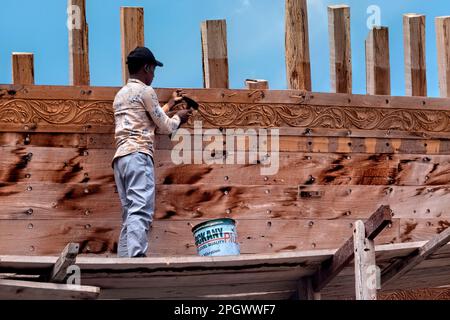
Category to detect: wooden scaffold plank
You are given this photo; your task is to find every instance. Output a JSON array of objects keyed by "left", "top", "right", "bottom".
[
  {"left": 328, "top": 4, "right": 352, "bottom": 94},
  {"left": 403, "top": 13, "right": 427, "bottom": 96},
  {"left": 381, "top": 225, "right": 450, "bottom": 286},
  {"left": 12, "top": 52, "right": 34, "bottom": 85},
  {"left": 120, "top": 7, "right": 145, "bottom": 84},
  {"left": 201, "top": 19, "right": 229, "bottom": 89},
  {"left": 285, "top": 0, "right": 311, "bottom": 91},
  {"left": 68, "top": 0, "right": 90, "bottom": 85},
  {"left": 366, "top": 27, "right": 391, "bottom": 95},
  {"left": 436, "top": 16, "right": 450, "bottom": 97},
  {"left": 0, "top": 279, "right": 99, "bottom": 300}
]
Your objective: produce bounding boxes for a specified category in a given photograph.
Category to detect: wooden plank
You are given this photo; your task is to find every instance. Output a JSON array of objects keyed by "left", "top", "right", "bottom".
[
  {"left": 0, "top": 218, "right": 399, "bottom": 256},
  {"left": 50, "top": 243, "right": 79, "bottom": 283},
  {"left": 285, "top": 0, "right": 311, "bottom": 90},
  {"left": 245, "top": 79, "right": 269, "bottom": 90},
  {"left": 1, "top": 84, "right": 450, "bottom": 110},
  {"left": 366, "top": 27, "right": 390, "bottom": 95},
  {"left": 353, "top": 220, "right": 377, "bottom": 300},
  {"left": 68, "top": 0, "right": 90, "bottom": 85},
  {"left": 12, "top": 53, "right": 34, "bottom": 85},
  {"left": 201, "top": 19, "right": 229, "bottom": 88},
  {"left": 403, "top": 14, "right": 427, "bottom": 97},
  {"left": 381, "top": 226, "right": 450, "bottom": 286},
  {"left": 313, "top": 205, "right": 392, "bottom": 292},
  {"left": 120, "top": 7, "right": 144, "bottom": 84},
  {"left": 328, "top": 5, "right": 352, "bottom": 94},
  {"left": 0, "top": 279, "right": 99, "bottom": 300},
  {"left": 436, "top": 16, "right": 450, "bottom": 98}
]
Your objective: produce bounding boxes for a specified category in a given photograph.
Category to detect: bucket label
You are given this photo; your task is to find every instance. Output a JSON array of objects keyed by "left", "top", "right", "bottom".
[{"left": 194, "top": 224, "right": 240, "bottom": 257}]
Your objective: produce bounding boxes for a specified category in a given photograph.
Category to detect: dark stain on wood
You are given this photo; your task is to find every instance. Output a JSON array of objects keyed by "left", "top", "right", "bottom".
[
  {"left": 60, "top": 162, "right": 83, "bottom": 183},
  {"left": 277, "top": 245, "right": 297, "bottom": 251},
  {"left": 401, "top": 221, "right": 418, "bottom": 242},
  {"left": 163, "top": 175, "right": 174, "bottom": 185},
  {"left": 437, "top": 220, "right": 450, "bottom": 233},
  {"left": 186, "top": 188, "right": 199, "bottom": 196},
  {"left": 79, "top": 239, "right": 110, "bottom": 254},
  {"left": 161, "top": 210, "right": 177, "bottom": 219},
  {"left": 7, "top": 148, "right": 31, "bottom": 182}
]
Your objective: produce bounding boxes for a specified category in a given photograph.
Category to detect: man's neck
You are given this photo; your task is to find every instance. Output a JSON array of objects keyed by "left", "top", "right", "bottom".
[{"left": 129, "top": 74, "right": 147, "bottom": 85}]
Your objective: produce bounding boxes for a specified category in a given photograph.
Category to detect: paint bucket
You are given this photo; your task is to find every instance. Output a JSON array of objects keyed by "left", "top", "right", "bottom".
[{"left": 192, "top": 218, "right": 240, "bottom": 257}]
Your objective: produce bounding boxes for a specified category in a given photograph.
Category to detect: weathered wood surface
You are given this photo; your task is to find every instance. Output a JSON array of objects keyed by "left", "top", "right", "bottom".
[
  {"left": 328, "top": 5, "right": 352, "bottom": 94},
  {"left": 379, "top": 287, "right": 450, "bottom": 300},
  {"left": 50, "top": 243, "right": 80, "bottom": 283},
  {"left": 201, "top": 20, "right": 229, "bottom": 89},
  {"left": 436, "top": 16, "right": 450, "bottom": 98},
  {"left": 366, "top": 27, "right": 391, "bottom": 95},
  {"left": 12, "top": 53, "right": 34, "bottom": 85},
  {"left": 404, "top": 14, "right": 427, "bottom": 97},
  {"left": 120, "top": 7, "right": 145, "bottom": 83},
  {"left": 68, "top": 0, "right": 90, "bottom": 86},
  {"left": 0, "top": 279, "right": 99, "bottom": 300},
  {"left": 285, "top": 0, "right": 311, "bottom": 91},
  {"left": 0, "top": 218, "right": 400, "bottom": 256},
  {"left": 2, "top": 241, "right": 449, "bottom": 300}
]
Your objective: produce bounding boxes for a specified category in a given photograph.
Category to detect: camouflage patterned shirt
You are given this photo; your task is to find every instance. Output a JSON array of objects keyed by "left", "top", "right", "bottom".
[{"left": 112, "top": 78, "right": 180, "bottom": 164}]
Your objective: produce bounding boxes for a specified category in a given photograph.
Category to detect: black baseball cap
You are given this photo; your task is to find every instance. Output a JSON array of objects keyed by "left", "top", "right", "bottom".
[{"left": 126, "top": 46, "right": 163, "bottom": 67}]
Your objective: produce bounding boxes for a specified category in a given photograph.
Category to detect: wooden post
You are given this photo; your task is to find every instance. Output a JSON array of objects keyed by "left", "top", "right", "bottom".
[
  {"left": 328, "top": 5, "right": 352, "bottom": 94},
  {"left": 403, "top": 14, "right": 427, "bottom": 96},
  {"left": 353, "top": 220, "right": 378, "bottom": 300},
  {"left": 366, "top": 27, "right": 391, "bottom": 95},
  {"left": 245, "top": 79, "right": 269, "bottom": 90},
  {"left": 285, "top": 0, "right": 311, "bottom": 91},
  {"left": 68, "top": 0, "right": 90, "bottom": 86},
  {"left": 201, "top": 19, "right": 229, "bottom": 89},
  {"left": 51, "top": 243, "right": 79, "bottom": 283},
  {"left": 121, "top": 7, "right": 145, "bottom": 84},
  {"left": 436, "top": 16, "right": 450, "bottom": 97},
  {"left": 12, "top": 53, "right": 34, "bottom": 85},
  {"left": 296, "top": 277, "right": 321, "bottom": 300}
]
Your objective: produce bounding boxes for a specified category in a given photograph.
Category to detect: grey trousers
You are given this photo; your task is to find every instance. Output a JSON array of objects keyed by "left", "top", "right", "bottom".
[{"left": 113, "top": 152, "right": 155, "bottom": 257}]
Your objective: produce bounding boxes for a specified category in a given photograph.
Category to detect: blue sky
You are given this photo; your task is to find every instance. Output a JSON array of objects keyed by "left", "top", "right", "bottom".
[{"left": 0, "top": 0, "right": 449, "bottom": 96}]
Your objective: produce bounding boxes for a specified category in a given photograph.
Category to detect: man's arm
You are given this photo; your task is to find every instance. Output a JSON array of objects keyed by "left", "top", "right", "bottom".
[{"left": 143, "top": 87, "right": 181, "bottom": 134}]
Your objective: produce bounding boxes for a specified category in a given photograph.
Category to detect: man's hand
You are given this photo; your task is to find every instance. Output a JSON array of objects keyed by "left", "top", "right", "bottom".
[
  {"left": 176, "top": 109, "right": 192, "bottom": 125},
  {"left": 167, "top": 90, "right": 186, "bottom": 110}
]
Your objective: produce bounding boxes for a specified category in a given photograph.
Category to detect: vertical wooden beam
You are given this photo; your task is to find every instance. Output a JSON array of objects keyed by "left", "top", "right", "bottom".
[
  {"left": 68, "top": 0, "right": 90, "bottom": 86},
  {"left": 51, "top": 243, "right": 79, "bottom": 283},
  {"left": 353, "top": 220, "right": 377, "bottom": 300},
  {"left": 121, "top": 7, "right": 145, "bottom": 84},
  {"left": 403, "top": 14, "right": 427, "bottom": 96},
  {"left": 296, "top": 277, "right": 321, "bottom": 300},
  {"left": 328, "top": 5, "right": 352, "bottom": 94},
  {"left": 245, "top": 79, "right": 269, "bottom": 90},
  {"left": 12, "top": 53, "right": 34, "bottom": 85},
  {"left": 365, "top": 27, "right": 391, "bottom": 95},
  {"left": 285, "top": 0, "right": 311, "bottom": 91},
  {"left": 436, "top": 16, "right": 450, "bottom": 97},
  {"left": 201, "top": 19, "right": 229, "bottom": 89}
]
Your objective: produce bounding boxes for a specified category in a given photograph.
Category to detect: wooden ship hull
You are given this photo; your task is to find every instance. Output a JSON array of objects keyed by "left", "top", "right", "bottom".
[{"left": 0, "top": 0, "right": 449, "bottom": 300}]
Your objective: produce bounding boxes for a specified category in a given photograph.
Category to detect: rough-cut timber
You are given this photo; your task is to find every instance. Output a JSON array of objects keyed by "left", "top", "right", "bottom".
[
  {"left": 68, "top": 0, "right": 90, "bottom": 86},
  {"left": 245, "top": 79, "right": 269, "bottom": 90},
  {"left": 201, "top": 20, "right": 229, "bottom": 89},
  {"left": 50, "top": 243, "right": 79, "bottom": 283},
  {"left": 436, "top": 16, "right": 450, "bottom": 97},
  {"left": 366, "top": 27, "right": 391, "bottom": 95},
  {"left": 353, "top": 220, "right": 377, "bottom": 300},
  {"left": 120, "top": 7, "right": 144, "bottom": 84},
  {"left": 403, "top": 14, "right": 427, "bottom": 97},
  {"left": 285, "top": 0, "right": 311, "bottom": 91},
  {"left": 328, "top": 5, "right": 352, "bottom": 94},
  {"left": 12, "top": 53, "right": 34, "bottom": 85}
]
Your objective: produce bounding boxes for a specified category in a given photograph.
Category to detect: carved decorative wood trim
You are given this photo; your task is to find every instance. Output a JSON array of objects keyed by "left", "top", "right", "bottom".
[
  {"left": 1, "top": 98, "right": 450, "bottom": 132},
  {"left": 379, "top": 288, "right": 450, "bottom": 300}
]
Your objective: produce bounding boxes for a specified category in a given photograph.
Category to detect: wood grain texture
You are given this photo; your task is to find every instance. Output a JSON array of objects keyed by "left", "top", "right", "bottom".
[
  {"left": 403, "top": 14, "right": 427, "bottom": 97},
  {"left": 12, "top": 53, "right": 34, "bottom": 85},
  {"left": 120, "top": 7, "right": 144, "bottom": 84},
  {"left": 68, "top": 0, "right": 90, "bottom": 85},
  {"left": 366, "top": 27, "right": 390, "bottom": 95},
  {"left": 436, "top": 16, "right": 450, "bottom": 97},
  {"left": 328, "top": 5, "right": 352, "bottom": 94},
  {"left": 201, "top": 20, "right": 229, "bottom": 89},
  {"left": 285, "top": 0, "right": 311, "bottom": 91}
]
